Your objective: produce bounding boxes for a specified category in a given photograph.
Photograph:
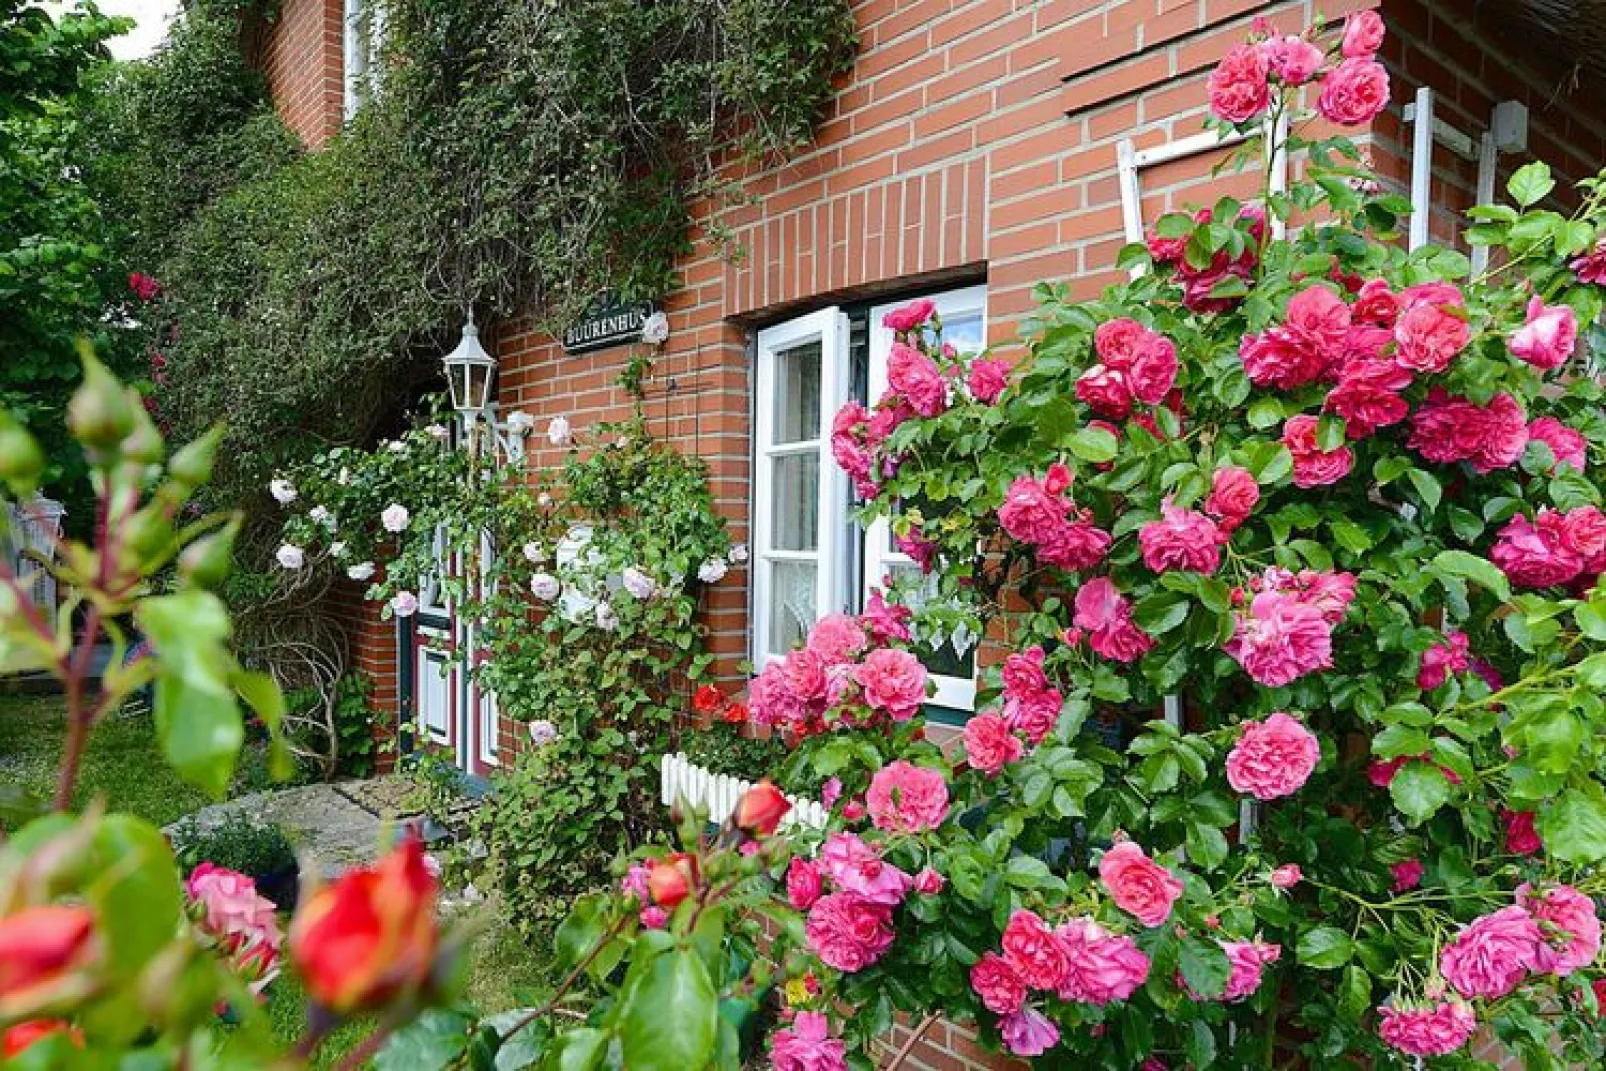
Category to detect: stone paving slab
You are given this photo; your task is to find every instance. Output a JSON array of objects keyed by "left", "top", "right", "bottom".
[{"left": 170, "top": 781, "right": 402, "bottom": 878}]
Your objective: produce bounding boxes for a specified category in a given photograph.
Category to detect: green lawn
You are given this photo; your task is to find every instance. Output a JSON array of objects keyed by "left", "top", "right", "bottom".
[{"left": 2, "top": 692, "right": 558, "bottom": 1067}]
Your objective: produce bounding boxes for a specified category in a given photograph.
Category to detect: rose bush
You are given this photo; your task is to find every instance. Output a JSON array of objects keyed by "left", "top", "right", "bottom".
[{"left": 761, "top": 14, "right": 1606, "bottom": 1069}]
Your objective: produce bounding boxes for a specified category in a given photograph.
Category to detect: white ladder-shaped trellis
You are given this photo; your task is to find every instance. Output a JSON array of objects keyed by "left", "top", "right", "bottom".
[
  {"left": 3, "top": 496, "right": 65, "bottom": 612},
  {"left": 659, "top": 752, "right": 828, "bottom": 832}
]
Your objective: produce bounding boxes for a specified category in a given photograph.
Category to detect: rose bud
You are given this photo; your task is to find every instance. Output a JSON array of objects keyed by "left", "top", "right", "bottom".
[
  {"left": 2, "top": 1020, "right": 83, "bottom": 1058},
  {"left": 0, "top": 905, "right": 99, "bottom": 1019},
  {"left": 648, "top": 853, "right": 698, "bottom": 909},
  {"left": 1269, "top": 864, "right": 1302, "bottom": 889},
  {"left": 914, "top": 867, "right": 946, "bottom": 895},
  {"left": 288, "top": 834, "right": 439, "bottom": 1015},
  {"left": 734, "top": 780, "right": 791, "bottom": 837}
]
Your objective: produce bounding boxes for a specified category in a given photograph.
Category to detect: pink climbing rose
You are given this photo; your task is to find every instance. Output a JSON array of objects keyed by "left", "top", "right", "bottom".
[
  {"left": 1519, "top": 883, "right": 1602, "bottom": 977},
  {"left": 865, "top": 761, "right": 949, "bottom": 834},
  {"left": 1439, "top": 905, "right": 1544, "bottom": 999},
  {"left": 770, "top": 1011, "right": 847, "bottom": 1071},
  {"left": 1377, "top": 997, "right": 1478, "bottom": 1057},
  {"left": 1508, "top": 295, "right": 1577, "bottom": 370},
  {"left": 1098, "top": 841, "right": 1184, "bottom": 927},
  {"left": 1225, "top": 713, "right": 1320, "bottom": 800}
]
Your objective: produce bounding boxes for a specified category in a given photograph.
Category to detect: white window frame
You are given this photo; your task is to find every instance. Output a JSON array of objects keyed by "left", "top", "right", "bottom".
[
  {"left": 863, "top": 285, "right": 987, "bottom": 710},
  {"left": 343, "top": 0, "right": 386, "bottom": 121},
  {"left": 751, "top": 308, "right": 850, "bottom": 667}
]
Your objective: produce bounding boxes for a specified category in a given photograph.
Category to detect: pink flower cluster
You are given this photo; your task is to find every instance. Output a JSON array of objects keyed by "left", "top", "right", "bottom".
[
  {"left": 961, "top": 712, "right": 1025, "bottom": 775},
  {"left": 1225, "top": 568, "right": 1354, "bottom": 687},
  {"left": 185, "top": 864, "right": 283, "bottom": 995},
  {"left": 1071, "top": 577, "right": 1153, "bottom": 663},
  {"left": 1225, "top": 713, "right": 1320, "bottom": 800},
  {"left": 1075, "top": 318, "right": 1179, "bottom": 419},
  {"left": 1181, "top": 939, "right": 1281, "bottom": 1002},
  {"left": 1440, "top": 885, "right": 1602, "bottom": 1000},
  {"left": 802, "top": 833, "right": 913, "bottom": 972},
  {"left": 1491, "top": 505, "right": 1606, "bottom": 589},
  {"left": 770, "top": 1011, "right": 847, "bottom": 1071},
  {"left": 865, "top": 761, "right": 949, "bottom": 834},
  {"left": 970, "top": 908, "right": 1151, "bottom": 1053},
  {"left": 1139, "top": 500, "right": 1226, "bottom": 574},
  {"left": 997, "top": 645, "right": 1064, "bottom": 745},
  {"left": 1207, "top": 14, "right": 1388, "bottom": 128},
  {"left": 997, "top": 463, "right": 1112, "bottom": 571},
  {"left": 1377, "top": 996, "right": 1478, "bottom": 1057},
  {"left": 1408, "top": 388, "right": 1528, "bottom": 473},
  {"left": 1147, "top": 204, "right": 1266, "bottom": 312},
  {"left": 750, "top": 612, "right": 928, "bottom": 737},
  {"left": 1418, "top": 630, "right": 1471, "bottom": 690}
]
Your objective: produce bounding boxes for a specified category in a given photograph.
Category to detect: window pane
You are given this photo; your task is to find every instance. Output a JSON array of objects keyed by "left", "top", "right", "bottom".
[
  {"left": 768, "top": 560, "right": 817, "bottom": 656},
  {"left": 942, "top": 311, "right": 984, "bottom": 355},
  {"left": 770, "top": 452, "right": 819, "bottom": 551},
  {"left": 887, "top": 562, "right": 976, "bottom": 681},
  {"left": 772, "top": 341, "right": 822, "bottom": 444}
]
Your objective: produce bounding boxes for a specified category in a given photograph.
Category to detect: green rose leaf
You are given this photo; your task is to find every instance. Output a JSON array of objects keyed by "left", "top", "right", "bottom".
[
  {"left": 1539, "top": 786, "right": 1606, "bottom": 864},
  {"left": 137, "top": 591, "right": 245, "bottom": 797},
  {"left": 619, "top": 948, "right": 718, "bottom": 1071},
  {"left": 1432, "top": 550, "right": 1510, "bottom": 602},
  {"left": 1067, "top": 426, "right": 1119, "bottom": 464},
  {"left": 1508, "top": 161, "right": 1555, "bottom": 207},
  {"left": 1390, "top": 762, "right": 1452, "bottom": 824},
  {"left": 1178, "top": 935, "right": 1231, "bottom": 998},
  {"left": 1296, "top": 925, "right": 1355, "bottom": 970},
  {"left": 375, "top": 1010, "right": 474, "bottom": 1071}
]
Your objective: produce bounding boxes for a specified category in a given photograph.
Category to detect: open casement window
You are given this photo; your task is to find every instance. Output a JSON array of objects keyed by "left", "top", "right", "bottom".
[
  {"left": 863, "top": 285, "right": 987, "bottom": 712},
  {"left": 343, "top": 0, "right": 385, "bottom": 120},
  {"left": 752, "top": 309, "right": 851, "bottom": 666}
]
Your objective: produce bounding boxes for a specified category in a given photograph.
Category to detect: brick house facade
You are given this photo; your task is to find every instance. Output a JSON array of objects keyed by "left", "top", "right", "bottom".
[{"left": 250, "top": 2, "right": 1602, "bottom": 1066}]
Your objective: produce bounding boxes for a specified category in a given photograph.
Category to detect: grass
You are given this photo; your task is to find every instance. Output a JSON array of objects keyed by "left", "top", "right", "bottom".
[
  {"left": 0, "top": 692, "right": 211, "bottom": 824},
  {"left": 2, "top": 692, "right": 560, "bottom": 1067}
]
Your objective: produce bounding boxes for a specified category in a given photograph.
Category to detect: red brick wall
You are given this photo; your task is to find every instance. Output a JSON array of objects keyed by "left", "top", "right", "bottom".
[
  {"left": 323, "top": 578, "right": 400, "bottom": 772},
  {"left": 258, "top": 0, "right": 345, "bottom": 148}
]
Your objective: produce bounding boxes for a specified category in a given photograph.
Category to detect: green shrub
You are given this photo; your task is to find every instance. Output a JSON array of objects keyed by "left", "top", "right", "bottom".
[{"left": 170, "top": 811, "right": 296, "bottom": 878}]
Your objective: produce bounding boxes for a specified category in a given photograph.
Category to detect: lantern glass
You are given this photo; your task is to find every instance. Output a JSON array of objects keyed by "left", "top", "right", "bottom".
[{"left": 442, "top": 319, "right": 495, "bottom": 415}]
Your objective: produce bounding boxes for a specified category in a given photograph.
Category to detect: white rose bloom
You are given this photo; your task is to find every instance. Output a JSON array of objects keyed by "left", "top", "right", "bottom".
[
  {"left": 330, "top": 541, "right": 348, "bottom": 558},
  {"left": 276, "top": 544, "right": 305, "bottom": 570},
  {"left": 528, "top": 720, "right": 558, "bottom": 748},
  {"left": 728, "top": 543, "right": 749, "bottom": 564},
  {"left": 506, "top": 410, "right": 535, "bottom": 435},
  {"left": 269, "top": 478, "right": 296, "bottom": 505},
  {"left": 697, "top": 558, "right": 728, "bottom": 584},
  {"left": 424, "top": 424, "right": 449, "bottom": 441},
  {"left": 537, "top": 492, "right": 553, "bottom": 508},
  {"left": 621, "top": 566, "right": 655, "bottom": 600},
  {"left": 309, "top": 505, "right": 337, "bottom": 531},
  {"left": 388, "top": 440, "right": 409, "bottom": 454},
  {"left": 640, "top": 310, "right": 670, "bottom": 345},
  {"left": 522, "top": 541, "right": 546, "bottom": 564},
  {"left": 381, "top": 503, "right": 410, "bottom": 532},
  {"left": 336, "top": 467, "right": 352, "bottom": 486},
  {"left": 594, "top": 601, "right": 619, "bottom": 631},
  {"left": 390, "top": 591, "right": 419, "bottom": 617},
  {"left": 530, "top": 572, "right": 560, "bottom": 600},
  {"left": 547, "top": 416, "right": 572, "bottom": 447},
  {"left": 347, "top": 561, "right": 376, "bottom": 581}
]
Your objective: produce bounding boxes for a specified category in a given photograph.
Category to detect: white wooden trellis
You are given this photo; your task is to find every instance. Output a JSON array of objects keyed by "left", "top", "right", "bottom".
[
  {"left": 659, "top": 752, "right": 828, "bottom": 832},
  {"left": 3, "top": 496, "right": 64, "bottom": 613}
]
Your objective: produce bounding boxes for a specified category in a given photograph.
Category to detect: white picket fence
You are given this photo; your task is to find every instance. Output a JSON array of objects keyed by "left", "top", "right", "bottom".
[
  {"left": 3, "top": 496, "right": 64, "bottom": 613},
  {"left": 659, "top": 752, "right": 828, "bottom": 832}
]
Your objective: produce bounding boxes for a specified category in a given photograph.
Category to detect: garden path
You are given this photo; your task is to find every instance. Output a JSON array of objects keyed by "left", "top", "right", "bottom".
[{"left": 169, "top": 780, "right": 398, "bottom": 878}]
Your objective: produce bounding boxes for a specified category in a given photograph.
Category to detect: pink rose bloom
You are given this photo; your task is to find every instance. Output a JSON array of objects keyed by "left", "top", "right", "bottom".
[
  {"left": 1099, "top": 841, "right": 1184, "bottom": 927},
  {"left": 971, "top": 952, "right": 1027, "bottom": 1014},
  {"left": 866, "top": 761, "right": 949, "bottom": 834},
  {"left": 883, "top": 298, "right": 936, "bottom": 334},
  {"left": 1036, "top": 517, "right": 1112, "bottom": 572},
  {"left": 888, "top": 341, "right": 948, "bottom": 418},
  {"left": 1207, "top": 44, "right": 1271, "bottom": 124},
  {"left": 1204, "top": 466, "right": 1259, "bottom": 529},
  {"left": 1002, "top": 909, "right": 1071, "bottom": 990},
  {"left": 621, "top": 863, "right": 653, "bottom": 903},
  {"left": 1503, "top": 808, "right": 1542, "bottom": 855},
  {"left": 1352, "top": 278, "right": 1400, "bottom": 326},
  {"left": 854, "top": 648, "right": 927, "bottom": 720},
  {"left": 639, "top": 906, "right": 669, "bottom": 930},
  {"left": 771, "top": 1010, "right": 847, "bottom": 1071},
  {"left": 1226, "top": 590, "right": 1334, "bottom": 686},
  {"left": 963, "top": 713, "right": 1024, "bottom": 774},
  {"left": 1527, "top": 417, "right": 1588, "bottom": 472},
  {"left": 1342, "top": 10, "right": 1386, "bottom": 58},
  {"left": 1491, "top": 509, "right": 1584, "bottom": 588},
  {"left": 1054, "top": 918, "right": 1151, "bottom": 1005},
  {"left": 968, "top": 357, "right": 1010, "bottom": 404},
  {"left": 805, "top": 892, "right": 895, "bottom": 973},
  {"left": 1093, "top": 324, "right": 1179, "bottom": 404},
  {"left": 1094, "top": 318, "right": 1152, "bottom": 368},
  {"left": 1409, "top": 389, "right": 1528, "bottom": 473},
  {"left": 1073, "top": 577, "right": 1154, "bottom": 663},
  {"left": 914, "top": 867, "right": 945, "bottom": 895},
  {"left": 806, "top": 613, "right": 867, "bottom": 667},
  {"left": 999, "top": 1007, "right": 1059, "bottom": 1057},
  {"left": 820, "top": 777, "right": 842, "bottom": 811},
  {"left": 1572, "top": 239, "right": 1606, "bottom": 285},
  {"left": 865, "top": 398, "right": 913, "bottom": 447},
  {"left": 1261, "top": 35, "right": 1323, "bottom": 85},
  {"left": 1285, "top": 285, "right": 1352, "bottom": 355},
  {"left": 1240, "top": 328, "right": 1329, "bottom": 390},
  {"left": 998, "top": 473, "right": 1065, "bottom": 546},
  {"left": 1339, "top": 322, "right": 1393, "bottom": 365},
  {"left": 750, "top": 661, "right": 804, "bottom": 729},
  {"left": 1226, "top": 712, "right": 1321, "bottom": 800},
  {"left": 1283, "top": 415, "right": 1354, "bottom": 488},
  {"left": 1270, "top": 864, "right": 1302, "bottom": 890},
  {"left": 1509, "top": 296, "right": 1577, "bottom": 371},
  {"left": 1563, "top": 505, "right": 1606, "bottom": 567},
  {"left": 1219, "top": 940, "right": 1281, "bottom": 1001},
  {"left": 1418, "top": 631, "right": 1471, "bottom": 690},
  {"left": 1257, "top": 568, "right": 1357, "bottom": 624},
  {"left": 1377, "top": 997, "right": 1477, "bottom": 1057},
  {"left": 1139, "top": 502, "right": 1224, "bottom": 574},
  {"left": 1076, "top": 364, "right": 1133, "bottom": 418},
  {"left": 1394, "top": 300, "right": 1469, "bottom": 374},
  {"left": 820, "top": 833, "right": 913, "bottom": 906},
  {"left": 783, "top": 648, "right": 828, "bottom": 704},
  {"left": 1391, "top": 858, "right": 1424, "bottom": 892},
  {"left": 1325, "top": 358, "right": 1412, "bottom": 438},
  {"left": 787, "top": 857, "right": 824, "bottom": 910},
  {"left": 1520, "top": 883, "right": 1601, "bottom": 976},
  {"left": 1440, "top": 905, "right": 1543, "bottom": 999},
  {"left": 830, "top": 402, "right": 871, "bottom": 484},
  {"left": 1317, "top": 57, "right": 1390, "bottom": 126},
  {"left": 861, "top": 588, "right": 912, "bottom": 644},
  {"left": 185, "top": 863, "right": 283, "bottom": 992}
]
